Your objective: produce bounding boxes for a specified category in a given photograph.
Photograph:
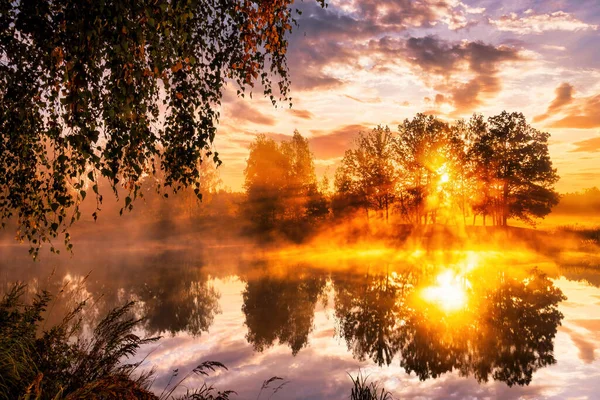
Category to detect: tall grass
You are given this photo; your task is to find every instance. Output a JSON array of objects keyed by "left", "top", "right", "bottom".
[
  {"left": 349, "top": 372, "right": 394, "bottom": 400},
  {"left": 0, "top": 283, "right": 240, "bottom": 400}
]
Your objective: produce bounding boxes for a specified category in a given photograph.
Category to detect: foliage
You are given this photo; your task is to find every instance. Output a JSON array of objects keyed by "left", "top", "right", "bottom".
[
  {"left": 0, "top": 283, "right": 287, "bottom": 400},
  {"left": 243, "top": 131, "right": 328, "bottom": 237},
  {"left": 0, "top": 0, "right": 325, "bottom": 256},
  {"left": 160, "top": 361, "right": 234, "bottom": 400},
  {"left": 333, "top": 111, "right": 559, "bottom": 226},
  {"left": 334, "top": 126, "right": 396, "bottom": 220},
  {"left": 470, "top": 111, "right": 559, "bottom": 225},
  {"left": 394, "top": 114, "right": 459, "bottom": 224},
  {"left": 0, "top": 283, "right": 158, "bottom": 400}
]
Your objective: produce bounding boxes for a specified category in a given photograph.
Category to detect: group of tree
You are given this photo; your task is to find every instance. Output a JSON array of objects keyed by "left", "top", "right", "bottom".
[
  {"left": 333, "top": 111, "right": 559, "bottom": 226},
  {"left": 243, "top": 131, "right": 328, "bottom": 238},
  {"left": 242, "top": 111, "right": 559, "bottom": 233}
]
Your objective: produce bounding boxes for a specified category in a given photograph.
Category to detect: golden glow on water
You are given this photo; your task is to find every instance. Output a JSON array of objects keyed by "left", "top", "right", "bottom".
[{"left": 421, "top": 270, "right": 470, "bottom": 312}]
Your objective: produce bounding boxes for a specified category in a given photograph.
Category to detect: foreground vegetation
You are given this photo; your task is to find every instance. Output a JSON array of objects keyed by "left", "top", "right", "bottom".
[{"left": 0, "top": 284, "right": 393, "bottom": 400}]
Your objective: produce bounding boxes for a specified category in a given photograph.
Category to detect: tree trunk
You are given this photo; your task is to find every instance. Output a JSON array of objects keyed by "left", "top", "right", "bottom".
[
  {"left": 385, "top": 194, "right": 389, "bottom": 223},
  {"left": 502, "top": 181, "right": 509, "bottom": 226}
]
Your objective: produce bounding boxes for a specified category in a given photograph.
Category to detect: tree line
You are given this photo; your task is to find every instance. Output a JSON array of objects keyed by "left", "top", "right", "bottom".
[{"left": 243, "top": 111, "right": 560, "bottom": 233}]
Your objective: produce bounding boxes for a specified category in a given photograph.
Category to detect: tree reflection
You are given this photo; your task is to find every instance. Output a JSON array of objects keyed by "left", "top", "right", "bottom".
[
  {"left": 242, "top": 268, "right": 327, "bottom": 355},
  {"left": 333, "top": 271, "right": 411, "bottom": 366},
  {"left": 0, "top": 253, "right": 222, "bottom": 338},
  {"left": 132, "top": 263, "right": 221, "bottom": 337},
  {"left": 333, "top": 266, "right": 565, "bottom": 386}
]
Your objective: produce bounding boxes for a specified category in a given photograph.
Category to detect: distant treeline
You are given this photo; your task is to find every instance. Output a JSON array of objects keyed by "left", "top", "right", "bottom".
[{"left": 554, "top": 187, "right": 600, "bottom": 215}]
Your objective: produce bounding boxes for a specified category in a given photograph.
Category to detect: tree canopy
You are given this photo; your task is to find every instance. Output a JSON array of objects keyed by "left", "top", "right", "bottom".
[
  {"left": 333, "top": 112, "right": 559, "bottom": 226},
  {"left": 0, "top": 0, "right": 324, "bottom": 256},
  {"left": 243, "top": 130, "right": 327, "bottom": 236}
]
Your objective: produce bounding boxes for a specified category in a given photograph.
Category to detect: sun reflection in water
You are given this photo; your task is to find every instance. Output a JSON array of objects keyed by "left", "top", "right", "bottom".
[{"left": 421, "top": 270, "right": 469, "bottom": 312}]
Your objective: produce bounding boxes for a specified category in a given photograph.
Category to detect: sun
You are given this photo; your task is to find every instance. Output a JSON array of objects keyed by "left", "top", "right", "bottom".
[
  {"left": 436, "top": 164, "right": 450, "bottom": 184},
  {"left": 440, "top": 172, "right": 450, "bottom": 183},
  {"left": 421, "top": 270, "right": 469, "bottom": 312}
]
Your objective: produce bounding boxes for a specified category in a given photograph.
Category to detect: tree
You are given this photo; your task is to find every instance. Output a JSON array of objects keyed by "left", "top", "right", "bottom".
[
  {"left": 279, "top": 130, "right": 318, "bottom": 221},
  {"left": 395, "top": 114, "right": 454, "bottom": 225},
  {"left": 451, "top": 114, "right": 487, "bottom": 225},
  {"left": 334, "top": 126, "right": 396, "bottom": 221},
  {"left": 243, "top": 130, "right": 323, "bottom": 232},
  {"left": 470, "top": 112, "right": 559, "bottom": 226},
  {"left": 243, "top": 135, "right": 288, "bottom": 229},
  {"left": 0, "top": 0, "right": 325, "bottom": 255}
]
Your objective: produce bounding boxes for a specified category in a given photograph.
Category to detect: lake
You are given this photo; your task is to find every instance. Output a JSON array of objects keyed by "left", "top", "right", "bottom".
[{"left": 1, "top": 227, "right": 599, "bottom": 400}]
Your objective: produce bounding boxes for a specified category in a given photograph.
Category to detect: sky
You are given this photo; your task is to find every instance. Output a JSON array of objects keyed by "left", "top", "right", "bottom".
[{"left": 212, "top": 0, "right": 600, "bottom": 193}]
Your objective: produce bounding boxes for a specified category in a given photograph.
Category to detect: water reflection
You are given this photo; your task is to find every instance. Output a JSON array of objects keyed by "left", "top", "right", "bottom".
[
  {"left": 133, "top": 264, "right": 221, "bottom": 337},
  {"left": 0, "top": 247, "right": 572, "bottom": 390},
  {"left": 0, "top": 251, "right": 222, "bottom": 338},
  {"left": 398, "top": 268, "right": 566, "bottom": 386},
  {"left": 242, "top": 264, "right": 327, "bottom": 355},
  {"left": 333, "top": 271, "right": 408, "bottom": 366}
]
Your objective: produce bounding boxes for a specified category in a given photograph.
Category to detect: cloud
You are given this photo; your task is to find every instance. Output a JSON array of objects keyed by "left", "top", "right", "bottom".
[
  {"left": 549, "top": 93, "right": 600, "bottom": 129},
  {"left": 400, "top": 36, "right": 523, "bottom": 113},
  {"left": 344, "top": 94, "right": 381, "bottom": 104},
  {"left": 227, "top": 101, "right": 276, "bottom": 126},
  {"left": 289, "top": 108, "right": 314, "bottom": 119},
  {"left": 564, "top": 171, "right": 600, "bottom": 181},
  {"left": 309, "top": 124, "right": 369, "bottom": 159},
  {"left": 285, "top": 0, "right": 483, "bottom": 93},
  {"left": 534, "top": 83, "right": 575, "bottom": 123},
  {"left": 560, "top": 326, "right": 597, "bottom": 363},
  {"left": 489, "top": 11, "right": 598, "bottom": 34},
  {"left": 570, "top": 136, "right": 600, "bottom": 152}
]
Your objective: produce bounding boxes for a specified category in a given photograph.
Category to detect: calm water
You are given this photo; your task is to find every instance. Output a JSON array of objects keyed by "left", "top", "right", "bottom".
[{"left": 1, "top": 231, "right": 600, "bottom": 400}]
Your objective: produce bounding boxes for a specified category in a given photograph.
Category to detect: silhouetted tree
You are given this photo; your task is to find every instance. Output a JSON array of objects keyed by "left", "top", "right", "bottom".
[
  {"left": 335, "top": 126, "right": 396, "bottom": 221},
  {"left": 470, "top": 112, "right": 559, "bottom": 225},
  {"left": 394, "top": 114, "right": 454, "bottom": 224}
]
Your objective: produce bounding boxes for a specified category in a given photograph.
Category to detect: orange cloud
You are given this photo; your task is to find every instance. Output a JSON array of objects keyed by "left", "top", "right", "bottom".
[
  {"left": 226, "top": 101, "right": 276, "bottom": 126},
  {"left": 534, "top": 83, "right": 575, "bottom": 123},
  {"left": 289, "top": 109, "right": 314, "bottom": 120},
  {"left": 344, "top": 94, "right": 382, "bottom": 104},
  {"left": 550, "top": 94, "right": 600, "bottom": 129},
  {"left": 570, "top": 137, "right": 600, "bottom": 152},
  {"left": 309, "top": 124, "right": 369, "bottom": 159}
]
